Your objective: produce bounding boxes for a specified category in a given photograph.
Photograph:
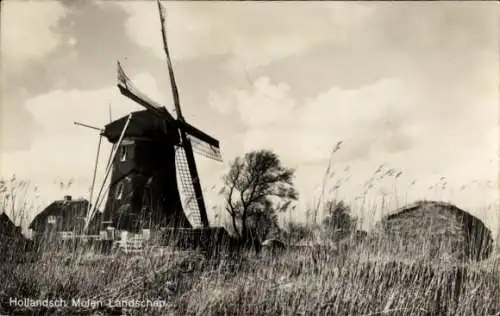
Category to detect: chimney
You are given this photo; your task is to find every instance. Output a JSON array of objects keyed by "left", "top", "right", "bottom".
[{"left": 64, "top": 195, "right": 72, "bottom": 201}]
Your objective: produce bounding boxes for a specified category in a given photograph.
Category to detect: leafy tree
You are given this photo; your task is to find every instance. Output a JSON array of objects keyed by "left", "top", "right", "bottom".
[
  {"left": 221, "top": 150, "right": 298, "bottom": 248},
  {"left": 322, "top": 200, "right": 357, "bottom": 241},
  {"left": 246, "top": 206, "right": 281, "bottom": 241}
]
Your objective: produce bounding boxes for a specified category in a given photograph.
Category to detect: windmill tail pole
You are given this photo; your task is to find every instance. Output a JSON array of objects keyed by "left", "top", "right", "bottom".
[
  {"left": 83, "top": 133, "right": 103, "bottom": 233},
  {"left": 108, "top": 101, "right": 113, "bottom": 123},
  {"left": 89, "top": 113, "right": 133, "bottom": 221},
  {"left": 104, "top": 143, "right": 117, "bottom": 172},
  {"left": 74, "top": 121, "right": 103, "bottom": 132},
  {"left": 95, "top": 182, "right": 111, "bottom": 217}
]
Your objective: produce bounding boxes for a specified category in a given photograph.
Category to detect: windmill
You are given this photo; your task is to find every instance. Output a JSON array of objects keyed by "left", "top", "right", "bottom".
[{"left": 83, "top": 0, "right": 222, "bottom": 236}]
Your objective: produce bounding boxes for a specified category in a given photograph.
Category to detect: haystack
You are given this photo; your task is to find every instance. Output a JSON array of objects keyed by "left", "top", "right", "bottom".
[{"left": 373, "top": 200, "right": 493, "bottom": 262}]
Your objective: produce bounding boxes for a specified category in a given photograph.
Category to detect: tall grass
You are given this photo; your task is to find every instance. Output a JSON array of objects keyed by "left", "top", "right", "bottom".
[
  {"left": 0, "top": 233, "right": 498, "bottom": 316},
  {"left": 0, "top": 155, "right": 499, "bottom": 315},
  {"left": 0, "top": 176, "right": 39, "bottom": 232}
]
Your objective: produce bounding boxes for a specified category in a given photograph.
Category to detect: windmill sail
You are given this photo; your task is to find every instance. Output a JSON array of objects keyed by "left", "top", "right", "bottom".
[
  {"left": 188, "top": 135, "right": 222, "bottom": 161},
  {"left": 175, "top": 145, "right": 203, "bottom": 227},
  {"left": 178, "top": 121, "right": 222, "bottom": 161},
  {"left": 156, "top": 0, "right": 211, "bottom": 227},
  {"left": 117, "top": 61, "right": 169, "bottom": 118},
  {"left": 156, "top": 0, "right": 183, "bottom": 120}
]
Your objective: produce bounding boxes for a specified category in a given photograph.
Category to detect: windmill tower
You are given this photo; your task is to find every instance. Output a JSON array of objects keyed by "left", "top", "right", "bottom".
[{"left": 85, "top": 1, "right": 222, "bottom": 237}]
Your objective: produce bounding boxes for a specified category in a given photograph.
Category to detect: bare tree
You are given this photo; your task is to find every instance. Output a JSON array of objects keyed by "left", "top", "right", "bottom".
[{"left": 221, "top": 150, "right": 298, "bottom": 247}]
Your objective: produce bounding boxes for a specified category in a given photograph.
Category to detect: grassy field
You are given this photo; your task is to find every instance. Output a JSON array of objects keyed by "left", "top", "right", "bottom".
[
  {"left": 0, "top": 234, "right": 499, "bottom": 316},
  {"left": 1, "top": 171, "right": 499, "bottom": 316}
]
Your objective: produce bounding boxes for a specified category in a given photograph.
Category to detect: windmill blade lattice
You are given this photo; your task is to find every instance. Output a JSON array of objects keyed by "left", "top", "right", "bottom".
[
  {"left": 188, "top": 135, "right": 222, "bottom": 162},
  {"left": 175, "top": 146, "right": 204, "bottom": 227}
]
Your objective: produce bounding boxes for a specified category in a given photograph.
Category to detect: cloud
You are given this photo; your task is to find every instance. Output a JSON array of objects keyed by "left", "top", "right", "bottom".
[
  {"left": 207, "top": 91, "right": 232, "bottom": 115},
  {"left": 215, "top": 77, "right": 422, "bottom": 164},
  {"left": 208, "top": 75, "right": 499, "bottom": 228},
  {"left": 2, "top": 1, "right": 497, "bottom": 234},
  {"left": 1, "top": 1, "right": 68, "bottom": 68},
  {"left": 0, "top": 70, "right": 228, "bottom": 224},
  {"left": 0, "top": 72, "right": 168, "bottom": 208},
  {"left": 231, "top": 77, "right": 296, "bottom": 127},
  {"left": 108, "top": 2, "right": 374, "bottom": 69}
]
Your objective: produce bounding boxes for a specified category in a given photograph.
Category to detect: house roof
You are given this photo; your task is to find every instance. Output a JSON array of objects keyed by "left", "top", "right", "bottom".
[
  {"left": 385, "top": 200, "right": 479, "bottom": 221},
  {"left": 29, "top": 198, "right": 89, "bottom": 229},
  {"left": 382, "top": 200, "right": 490, "bottom": 235},
  {"left": 378, "top": 200, "right": 494, "bottom": 261}
]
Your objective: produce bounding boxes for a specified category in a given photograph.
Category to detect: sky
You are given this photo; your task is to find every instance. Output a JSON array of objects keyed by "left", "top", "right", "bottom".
[{"left": 1, "top": 1, "right": 499, "bottom": 235}]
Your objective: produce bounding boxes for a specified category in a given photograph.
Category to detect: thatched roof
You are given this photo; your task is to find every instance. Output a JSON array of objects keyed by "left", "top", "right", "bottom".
[
  {"left": 103, "top": 110, "right": 179, "bottom": 143},
  {"left": 376, "top": 200, "right": 493, "bottom": 261},
  {"left": 29, "top": 197, "right": 89, "bottom": 230},
  {"left": 385, "top": 200, "right": 481, "bottom": 222}
]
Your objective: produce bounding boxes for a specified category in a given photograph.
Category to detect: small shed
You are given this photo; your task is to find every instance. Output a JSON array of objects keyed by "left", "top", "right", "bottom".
[
  {"left": 376, "top": 200, "right": 493, "bottom": 261},
  {"left": 29, "top": 196, "right": 100, "bottom": 239}
]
